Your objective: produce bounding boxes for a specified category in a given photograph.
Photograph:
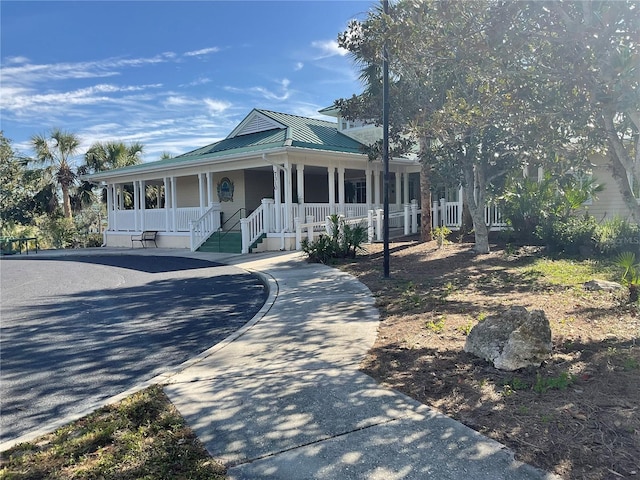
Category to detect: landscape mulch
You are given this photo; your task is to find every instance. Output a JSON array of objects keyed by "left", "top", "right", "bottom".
[{"left": 338, "top": 239, "right": 640, "bottom": 480}]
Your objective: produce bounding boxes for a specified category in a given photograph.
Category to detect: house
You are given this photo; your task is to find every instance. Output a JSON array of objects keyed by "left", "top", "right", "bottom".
[{"left": 85, "top": 108, "right": 423, "bottom": 253}]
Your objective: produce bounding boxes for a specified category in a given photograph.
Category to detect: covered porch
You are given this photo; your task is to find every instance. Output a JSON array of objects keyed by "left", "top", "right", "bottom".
[{"left": 99, "top": 153, "right": 422, "bottom": 252}]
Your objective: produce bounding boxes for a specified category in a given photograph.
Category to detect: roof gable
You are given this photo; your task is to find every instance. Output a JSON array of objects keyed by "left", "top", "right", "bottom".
[{"left": 228, "top": 109, "right": 285, "bottom": 138}]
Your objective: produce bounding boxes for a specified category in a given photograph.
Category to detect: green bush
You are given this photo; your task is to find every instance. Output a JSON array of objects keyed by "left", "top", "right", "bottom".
[
  {"left": 301, "top": 215, "right": 367, "bottom": 264},
  {"left": 541, "top": 214, "right": 598, "bottom": 256},
  {"left": 594, "top": 217, "right": 640, "bottom": 257}
]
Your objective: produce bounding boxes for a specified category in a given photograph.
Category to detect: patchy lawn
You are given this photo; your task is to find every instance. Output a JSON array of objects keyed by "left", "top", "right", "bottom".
[
  {"left": 339, "top": 240, "right": 640, "bottom": 480},
  {"left": 0, "top": 386, "right": 224, "bottom": 480}
]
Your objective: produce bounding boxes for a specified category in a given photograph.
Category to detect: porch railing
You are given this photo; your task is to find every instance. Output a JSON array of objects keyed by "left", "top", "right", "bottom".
[
  {"left": 189, "top": 203, "right": 222, "bottom": 252},
  {"left": 431, "top": 198, "right": 508, "bottom": 231}
]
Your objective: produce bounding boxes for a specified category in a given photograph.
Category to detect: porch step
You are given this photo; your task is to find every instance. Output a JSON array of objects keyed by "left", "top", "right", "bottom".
[{"left": 198, "top": 231, "right": 242, "bottom": 254}]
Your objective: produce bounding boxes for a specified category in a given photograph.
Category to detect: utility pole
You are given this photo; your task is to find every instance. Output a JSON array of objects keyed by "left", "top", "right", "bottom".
[{"left": 382, "top": 0, "right": 390, "bottom": 278}]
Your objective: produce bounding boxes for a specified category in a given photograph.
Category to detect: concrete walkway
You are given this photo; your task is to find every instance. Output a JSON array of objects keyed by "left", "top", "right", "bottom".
[{"left": 164, "top": 251, "right": 560, "bottom": 480}]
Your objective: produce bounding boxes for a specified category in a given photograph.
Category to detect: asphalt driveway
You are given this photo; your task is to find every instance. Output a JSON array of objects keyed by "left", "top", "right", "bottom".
[{"left": 0, "top": 254, "right": 268, "bottom": 443}]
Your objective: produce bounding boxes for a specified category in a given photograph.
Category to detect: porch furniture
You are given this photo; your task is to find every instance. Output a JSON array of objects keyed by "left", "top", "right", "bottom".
[{"left": 131, "top": 231, "right": 158, "bottom": 248}]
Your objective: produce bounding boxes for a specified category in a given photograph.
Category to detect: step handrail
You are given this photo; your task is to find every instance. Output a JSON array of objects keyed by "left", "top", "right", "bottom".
[
  {"left": 189, "top": 203, "right": 222, "bottom": 251},
  {"left": 217, "top": 208, "right": 246, "bottom": 251}
]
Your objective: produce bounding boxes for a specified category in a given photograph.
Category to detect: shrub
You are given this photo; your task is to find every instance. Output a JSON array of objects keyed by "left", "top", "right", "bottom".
[
  {"left": 541, "top": 213, "right": 598, "bottom": 256},
  {"left": 594, "top": 217, "right": 640, "bottom": 258},
  {"left": 301, "top": 215, "right": 367, "bottom": 264}
]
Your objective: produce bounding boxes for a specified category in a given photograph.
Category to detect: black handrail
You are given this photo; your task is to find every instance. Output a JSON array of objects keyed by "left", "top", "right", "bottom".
[{"left": 217, "top": 208, "right": 246, "bottom": 250}]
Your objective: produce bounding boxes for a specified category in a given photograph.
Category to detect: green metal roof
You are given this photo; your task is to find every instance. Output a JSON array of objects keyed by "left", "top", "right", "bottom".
[{"left": 87, "top": 109, "right": 367, "bottom": 179}]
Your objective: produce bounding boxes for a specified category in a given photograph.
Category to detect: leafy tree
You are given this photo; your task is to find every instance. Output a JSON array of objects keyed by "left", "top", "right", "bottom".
[
  {"left": 0, "top": 132, "right": 55, "bottom": 229},
  {"left": 524, "top": 1, "right": 640, "bottom": 221},
  {"left": 337, "top": 0, "right": 533, "bottom": 253},
  {"left": 30, "top": 129, "right": 81, "bottom": 220}
]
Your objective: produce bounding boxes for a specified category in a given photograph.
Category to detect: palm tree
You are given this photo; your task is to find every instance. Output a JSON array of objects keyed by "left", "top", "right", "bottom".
[
  {"left": 31, "top": 129, "right": 80, "bottom": 219},
  {"left": 77, "top": 141, "right": 144, "bottom": 209},
  {"left": 83, "top": 141, "right": 144, "bottom": 173}
]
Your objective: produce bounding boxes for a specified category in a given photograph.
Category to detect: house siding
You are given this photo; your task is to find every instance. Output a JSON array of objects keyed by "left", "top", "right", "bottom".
[{"left": 581, "top": 155, "right": 637, "bottom": 221}]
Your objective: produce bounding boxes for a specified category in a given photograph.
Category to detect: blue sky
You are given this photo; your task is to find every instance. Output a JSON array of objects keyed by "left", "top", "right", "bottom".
[{"left": 1, "top": 1, "right": 371, "bottom": 163}]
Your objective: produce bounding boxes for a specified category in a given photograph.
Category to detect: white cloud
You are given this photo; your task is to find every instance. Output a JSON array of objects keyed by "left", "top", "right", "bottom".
[
  {"left": 225, "top": 78, "right": 292, "bottom": 102},
  {"left": 3, "top": 83, "right": 163, "bottom": 114},
  {"left": 204, "top": 99, "right": 232, "bottom": 114},
  {"left": 294, "top": 62, "right": 304, "bottom": 71},
  {"left": 0, "top": 54, "right": 174, "bottom": 86},
  {"left": 183, "top": 47, "right": 221, "bottom": 57},
  {"left": 311, "top": 40, "right": 348, "bottom": 59}
]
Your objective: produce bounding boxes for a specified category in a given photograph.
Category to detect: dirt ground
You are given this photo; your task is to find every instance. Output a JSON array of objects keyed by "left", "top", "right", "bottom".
[{"left": 338, "top": 239, "right": 640, "bottom": 480}]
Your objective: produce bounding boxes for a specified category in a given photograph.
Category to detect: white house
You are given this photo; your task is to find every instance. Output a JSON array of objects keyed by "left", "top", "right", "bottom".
[{"left": 85, "top": 108, "right": 423, "bottom": 253}]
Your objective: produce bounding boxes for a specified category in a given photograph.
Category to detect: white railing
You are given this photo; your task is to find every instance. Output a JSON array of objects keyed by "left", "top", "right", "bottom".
[
  {"left": 432, "top": 199, "right": 508, "bottom": 231},
  {"left": 240, "top": 202, "right": 266, "bottom": 254},
  {"left": 295, "top": 203, "right": 419, "bottom": 250},
  {"left": 176, "top": 207, "right": 202, "bottom": 231},
  {"left": 144, "top": 209, "right": 167, "bottom": 230},
  {"left": 190, "top": 203, "right": 222, "bottom": 252}
]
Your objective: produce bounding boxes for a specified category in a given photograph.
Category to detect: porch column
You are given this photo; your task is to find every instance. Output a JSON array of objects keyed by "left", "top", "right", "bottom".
[
  {"left": 206, "top": 172, "right": 214, "bottom": 206},
  {"left": 284, "top": 162, "right": 293, "bottom": 232},
  {"left": 106, "top": 184, "right": 114, "bottom": 231},
  {"left": 133, "top": 181, "right": 140, "bottom": 231},
  {"left": 296, "top": 164, "right": 305, "bottom": 218},
  {"left": 198, "top": 173, "right": 206, "bottom": 214},
  {"left": 374, "top": 167, "right": 381, "bottom": 206},
  {"left": 366, "top": 163, "right": 372, "bottom": 208},
  {"left": 171, "top": 176, "right": 177, "bottom": 232},
  {"left": 156, "top": 185, "right": 161, "bottom": 209},
  {"left": 403, "top": 171, "right": 410, "bottom": 204},
  {"left": 163, "top": 177, "right": 170, "bottom": 232},
  {"left": 395, "top": 171, "right": 402, "bottom": 207},
  {"left": 338, "top": 166, "right": 346, "bottom": 214},
  {"left": 118, "top": 184, "right": 124, "bottom": 210},
  {"left": 273, "top": 165, "right": 282, "bottom": 232},
  {"left": 139, "top": 180, "right": 146, "bottom": 231},
  {"left": 328, "top": 166, "right": 336, "bottom": 215}
]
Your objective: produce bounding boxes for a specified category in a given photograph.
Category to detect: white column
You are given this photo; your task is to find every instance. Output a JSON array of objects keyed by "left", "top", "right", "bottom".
[
  {"left": 296, "top": 164, "right": 305, "bottom": 217},
  {"left": 395, "top": 171, "right": 402, "bottom": 206},
  {"left": 106, "top": 184, "right": 114, "bottom": 231},
  {"left": 273, "top": 165, "right": 282, "bottom": 232},
  {"left": 284, "top": 162, "right": 293, "bottom": 232},
  {"left": 206, "top": 172, "right": 214, "bottom": 206},
  {"left": 338, "top": 166, "right": 346, "bottom": 214},
  {"left": 170, "top": 176, "right": 177, "bottom": 232},
  {"left": 328, "top": 166, "right": 336, "bottom": 214},
  {"left": 164, "top": 177, "right": 170, "bottom": 232},
  {"left": 366, "top": 163, "right": 372, "bottom": 208},
  {"left": 139, "top": 180, "right": 146, "bottom": 231},
  {"left": 403, "top": 171, "right": 410, "bottom": 204},
  {"left": 118, "top": 184, "right": 124, "bottom": 210},
  {"left": 133, "top": 181, "right": 140, "bottom": 231},
  {"left": 198, "top": 173, "right": 206, "bottom": 214},
  {"left": 374, "top": 168, "right": 381, "bottom": 206}
]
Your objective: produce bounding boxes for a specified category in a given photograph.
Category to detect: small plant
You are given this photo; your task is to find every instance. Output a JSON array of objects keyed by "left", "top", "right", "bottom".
[
  {"left": 433, "top": 225, "right": 452, "bottom": 249},
  {"left": 457, "top": 321, "right": 473, "bottom": 335},
  {"left": 615, "top": 251, "right": 640, "bottom": 303},
  {"left": 533, "top": 372, "right": 576, "bottom": 394},
  {"left": 425, "top": 316, "right": 446, "bottom": 333}
]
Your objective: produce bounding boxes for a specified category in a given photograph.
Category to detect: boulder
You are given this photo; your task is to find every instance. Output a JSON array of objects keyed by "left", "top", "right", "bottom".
[
  {"left": 464, "top": 306, "right": 552, "bottom": 371},
  {"left": 583, "top": 279, "right": 624, "bottom": 292}
]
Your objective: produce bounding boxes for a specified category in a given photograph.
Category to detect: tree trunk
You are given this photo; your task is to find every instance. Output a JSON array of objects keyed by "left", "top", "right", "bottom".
[
  {"left": 463, "top": 163, "right": 490, "bottom": 254},
  {"left": 62, "top": 185, "right": 73, "bottom": 220},
  {"left": 601, "top": 112, "right": 640, "bottom": 223},
  {"left": 420, "top": 161, "right": 432, "bottom": 242}
]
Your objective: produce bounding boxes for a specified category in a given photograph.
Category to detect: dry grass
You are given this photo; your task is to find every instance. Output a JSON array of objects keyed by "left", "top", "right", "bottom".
[{"left": 0, "top": 386, "right": 225, "bottom": 480}]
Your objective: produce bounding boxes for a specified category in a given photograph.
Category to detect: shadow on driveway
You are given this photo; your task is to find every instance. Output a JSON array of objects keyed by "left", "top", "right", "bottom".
[{"left": 0, "top": 255, "right": 267, "bottom": 443}]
